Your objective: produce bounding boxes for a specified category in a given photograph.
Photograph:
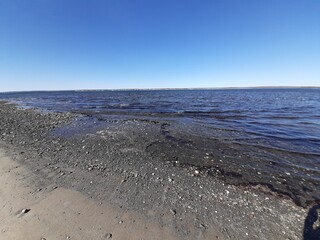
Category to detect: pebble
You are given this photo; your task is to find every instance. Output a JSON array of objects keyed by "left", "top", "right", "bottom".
[
  {"left": 200, "top": 223, "right": 206, "bottom": 229},
  {"left": 170, "top": 209, "right": 176, "bottom": 215},
  {"left": 105, "top": 233, "right": 112, "bottom": 239},
  {"left": 21, "top": 208, "right": 31, "bottom": 214}
]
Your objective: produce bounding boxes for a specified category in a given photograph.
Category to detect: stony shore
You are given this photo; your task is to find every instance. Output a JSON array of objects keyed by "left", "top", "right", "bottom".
[{"left": 0, "top": 101, "right": 315, "bottom": 239}]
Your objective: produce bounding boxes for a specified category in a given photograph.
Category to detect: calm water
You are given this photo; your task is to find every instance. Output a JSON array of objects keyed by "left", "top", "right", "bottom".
[{"left": 1, "top": 88, "right": 320, "bottom": 201}]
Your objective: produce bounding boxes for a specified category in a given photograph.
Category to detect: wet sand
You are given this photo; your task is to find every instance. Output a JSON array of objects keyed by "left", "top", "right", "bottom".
[{"left": 0, "top": 102, "right": 312, "bottom": 239}]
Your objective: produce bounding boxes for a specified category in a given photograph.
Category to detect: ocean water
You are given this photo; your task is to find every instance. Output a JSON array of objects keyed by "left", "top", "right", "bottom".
[
  {"left": 1, "top": 88, "right": 320, "bottom": 159},
  {"left": 1, "top": 88, "right": 320, "bottom": 205}
]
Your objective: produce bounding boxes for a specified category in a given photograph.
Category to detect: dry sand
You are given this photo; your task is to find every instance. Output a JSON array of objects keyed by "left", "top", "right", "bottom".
[{"left": 0, "top": 148, "right": 187, "bottom": 240}]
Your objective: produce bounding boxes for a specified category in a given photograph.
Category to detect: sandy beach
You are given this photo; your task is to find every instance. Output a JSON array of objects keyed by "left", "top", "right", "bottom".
[
  {"left": 0, "top": 102, "right": 316, "bottom": 239},
  {"left": 0, "top": 148, "right": 183, "bottom": 240}
]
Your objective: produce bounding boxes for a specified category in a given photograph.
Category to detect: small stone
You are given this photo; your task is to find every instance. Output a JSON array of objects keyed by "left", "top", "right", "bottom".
[
  {"left": 200, "top": 223, "right": 206, "bottom": 229},
  {"left": 105, "top": 233, "right": 112, "bottom": 239},
  {"left": 21, "top": 208, "right": 31, "bottom": 214},
  {"left": 194, "top": 170, "right": 200, "bottom": 176},
  {"left": 170, "top": 209, "right": 176, "bottom": 215}
]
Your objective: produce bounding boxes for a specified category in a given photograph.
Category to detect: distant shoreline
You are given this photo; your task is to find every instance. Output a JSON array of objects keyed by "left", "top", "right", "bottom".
[{"left": 1, "top": 86, "right": 320, "bottom": 94}]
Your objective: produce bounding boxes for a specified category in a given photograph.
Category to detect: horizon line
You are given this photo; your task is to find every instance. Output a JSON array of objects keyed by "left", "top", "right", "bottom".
[{"left": 1, "top": 86, "right": 320, "bottom": 94}]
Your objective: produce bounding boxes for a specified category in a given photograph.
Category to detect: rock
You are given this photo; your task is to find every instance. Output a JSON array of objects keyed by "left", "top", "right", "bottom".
[
  {"left": 104, "top": 233, "right": 112, "bottom": 239},
  {"left": 200, "top": 223, "right": 206, "bottom": 229},
  {"left": 170, "top": 209, "right": 176, "bottom": 215},
  {"left": 21, "top": 208, "right": 31, "bottom": 214}
]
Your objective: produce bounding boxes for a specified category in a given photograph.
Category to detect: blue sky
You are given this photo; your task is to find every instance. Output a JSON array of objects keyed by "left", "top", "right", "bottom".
[{"left": 0, "top": 0, "right": 319, "bottom": 91}]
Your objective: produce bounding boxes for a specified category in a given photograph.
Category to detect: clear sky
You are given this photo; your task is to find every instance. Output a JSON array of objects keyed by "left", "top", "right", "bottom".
[{"left": 0, "top": 0, "right": 319, "bottom": 91}]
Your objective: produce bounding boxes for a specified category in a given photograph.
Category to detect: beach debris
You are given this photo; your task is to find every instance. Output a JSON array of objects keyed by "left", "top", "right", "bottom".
[
  {"left": 21, "top": 208, "right": 31, "bottom": 214},
  {"left": 104, "top": 233, "right": 112, "bottom": 239},
  {"left": 66, "top": 236, "right": 70, "bottom": 239},
  {"left": 194, "top": 170, "right": 200, "bottom": 176},
  {"left": 40, "top": 238, "right": 47, "bottom": 240}
]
